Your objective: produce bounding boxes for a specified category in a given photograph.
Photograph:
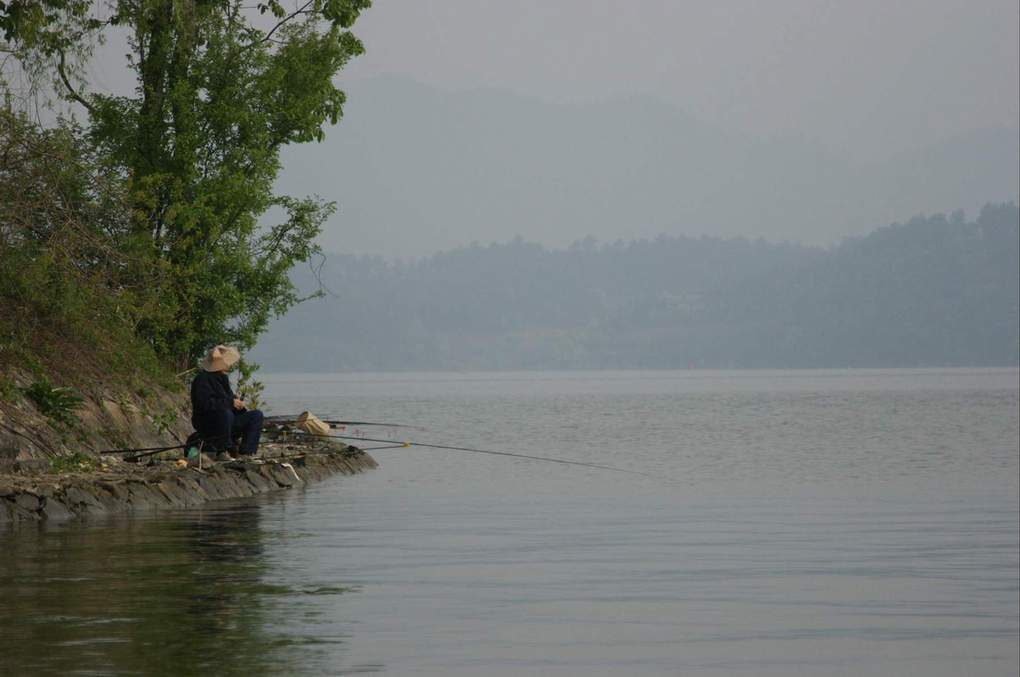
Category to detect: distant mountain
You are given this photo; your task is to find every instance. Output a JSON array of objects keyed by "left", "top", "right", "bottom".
[
  {"left": 250, "top": 203, "right": 1019, "bottom": 371},
  {"left": 274, "top": 76, "right": 1019, "bottom": 257}
]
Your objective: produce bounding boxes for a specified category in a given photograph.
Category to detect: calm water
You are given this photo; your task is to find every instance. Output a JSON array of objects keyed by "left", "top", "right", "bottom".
[{"left": 2, "top": 369, "right": 1018, "bottom": 676}]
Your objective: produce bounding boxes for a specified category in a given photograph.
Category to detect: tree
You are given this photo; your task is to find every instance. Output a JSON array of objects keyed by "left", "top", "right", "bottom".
[{"left": 3, "top": 0, "right": 370, "bottom": 368}]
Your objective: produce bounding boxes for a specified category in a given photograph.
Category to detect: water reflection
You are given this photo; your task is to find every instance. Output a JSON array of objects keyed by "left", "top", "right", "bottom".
[
  {"left": 3, "top": 370, "right": 1017, "bottom": 676},
  {"left": 0, "top": 501, "right": 353, "bottom": 676}
]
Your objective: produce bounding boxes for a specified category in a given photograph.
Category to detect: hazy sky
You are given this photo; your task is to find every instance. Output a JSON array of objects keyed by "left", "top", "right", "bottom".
[
  {"left": 80, "top": 1, "right": 1019, "bottom": 165},
  {"left": 74, "top": 0, "right": 1019, "bottom": 256},
  {"left": 339, "top": 0, "right": 1018, "bottom": 161}
]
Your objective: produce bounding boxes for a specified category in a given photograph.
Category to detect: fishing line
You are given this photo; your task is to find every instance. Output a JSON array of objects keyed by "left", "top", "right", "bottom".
[{"left": 271, "top": 430, "right": 660, "bottom": 480}]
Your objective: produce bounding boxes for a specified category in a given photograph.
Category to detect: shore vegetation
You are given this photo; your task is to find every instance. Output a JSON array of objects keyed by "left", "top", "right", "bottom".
[{"left": 1, "top": 0, "right": 369, "bottom": 401}]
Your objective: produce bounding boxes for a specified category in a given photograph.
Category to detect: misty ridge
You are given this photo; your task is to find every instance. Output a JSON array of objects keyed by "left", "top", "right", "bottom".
[{"left": 251, "top": 203, "right": 1019, "bottom": 371}]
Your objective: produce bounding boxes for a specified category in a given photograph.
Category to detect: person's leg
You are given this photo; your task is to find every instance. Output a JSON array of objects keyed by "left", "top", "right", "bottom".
[
  {"left": 232, "top": 409, "right": 264, "bottom": 455},
  {"left": 194, "top": 409, "right": 234, "bottom": 452}
]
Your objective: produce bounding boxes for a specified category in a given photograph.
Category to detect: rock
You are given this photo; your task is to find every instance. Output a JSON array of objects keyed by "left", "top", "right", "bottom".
[
  {"left": 0, "top": 445, "right": 18, "bottom": 472},
  {"left": 0, "top": 438, "right": 377, "bottom": 522},
  {"left": 92, "top": 487, "right": 124, "bottom": 513},
  {"left": 227, "top": 473, "right": 256, "bottom": 497},
  {"left": 194, "top": 474, "right": 226, "bottom": 500},
  {"left": 243, "top": 468, "right": 273, "bottom": 492},
  {"left": 126, "top": 481, "right": 163, "bottom": 508},
  {"left": 14, "top": 493, "right": 40, "bottom": 512},
  {"left": 14, "top": 459, "right": 51, "bottom": 474},
  {"left": 62, "top": 485, "right": 105, "bottom": 513},
  {"left": 98, "top": 481, "right": 131, "bottom": 502},
  {"left": 41, "top": 497, "right": 74, "bottom": 521},
  {"left": 155, "top": 479, "right": 192, "bottom": 507},
  {"left": 179, "top": 476, "right": 210, "bottom": 503},
  {"left": 8, "top": 501, "right": 39, "bottom": 522},
  {"left": 100, "top": 399, "right": 131, "bottom": 432},
  {"left": 266, "top": 463, "right": 300, "bottom": 487}
]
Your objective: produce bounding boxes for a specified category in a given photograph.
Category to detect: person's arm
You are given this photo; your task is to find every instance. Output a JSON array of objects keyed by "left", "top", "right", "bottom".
[{"left": 219, "top": 374, "right": 246, "bottom": 410}]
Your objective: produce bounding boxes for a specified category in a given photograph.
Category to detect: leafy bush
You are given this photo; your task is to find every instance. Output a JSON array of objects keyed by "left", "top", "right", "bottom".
[
  {"left": 149, "top": 410, "right": 179, "bottom": 436},
  {"left": 0, "top": 111, "right": 173, "bottom": 388},
  {"left": 236, "top": 359, "right": 265, "bottom": 411},
  {"left": 22, "top": 377, "right": 82, "bottom": 426},
  {"left": 0, "top": 374, "right": 18, "bottom": 402},
  {"left": 50, "top": 452, "right": 99, "bottom": 474}
]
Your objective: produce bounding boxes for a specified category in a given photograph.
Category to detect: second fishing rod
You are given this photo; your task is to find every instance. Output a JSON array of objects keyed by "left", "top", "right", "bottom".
[{"left": 265, "top": 428, "right": 660, "bottom": 480}]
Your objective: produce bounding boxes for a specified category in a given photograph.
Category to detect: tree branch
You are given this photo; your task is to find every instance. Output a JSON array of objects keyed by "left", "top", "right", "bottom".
[
  {"left": 245, "top": 0, "right": 315, "bottom": 49},
  {"left": 57, "top": 48, "right": 95, "bottom": 115}
]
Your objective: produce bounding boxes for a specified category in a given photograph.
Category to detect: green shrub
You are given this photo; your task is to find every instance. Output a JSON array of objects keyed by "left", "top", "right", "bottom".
[
  {"left": 22, "top": 377, "right": 82, "bottom": 426},
  {"left": 0, "top": 111, "right": 176, "bottom": 392},
  {"left": 50, "top": 452, "right": 99, "bottom": 474},
  {"left": 0, "top": 375, "right": 19, "bottom": 402},
  {"left": 150, "top": 410, "right": 179, "bottom": 436},
  {"left": 236, "top": 359, "right": 265, "bottom": 410}
]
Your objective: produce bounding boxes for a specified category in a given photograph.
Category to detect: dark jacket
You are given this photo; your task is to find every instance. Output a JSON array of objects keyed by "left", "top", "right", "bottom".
[{"left": 191, "top": 370, "right": 235, "bottom": 421}]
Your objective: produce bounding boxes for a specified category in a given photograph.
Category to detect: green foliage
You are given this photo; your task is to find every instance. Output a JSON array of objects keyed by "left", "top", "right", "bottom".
[
  {"left": 50, "top": 450, "right": 99, "bottom": 474},
  {"left": 83, "top": 0, "right": 367, "bottom": 367},
  {"left": 235, "top": 358, "right": 264, "bottom": 411},
  {"left": 0, "top": 374, "right": 19, "bottom": 402},
  {"left": 3, "top": 0, "right": 370, "bottom": 370},
  {"left": 149, "top": 410, "right": 178, "bottom": 436},
  {"left": 0, "top": 1, "right": 95, "bottom": 48},
  {"left": 0, "top": 0, "right": 102, "bottom": 112},
  {"left": 0, "top": 110, "right": 171, "bottom": 387},
  {"left": 22, "top": 377, "right": 83, "bottom": 425}
]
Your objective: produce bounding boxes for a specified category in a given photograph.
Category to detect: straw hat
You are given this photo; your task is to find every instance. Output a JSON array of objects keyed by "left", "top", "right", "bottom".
[{"left": 200, "top": 345, "right": 241, "bottom": 372}]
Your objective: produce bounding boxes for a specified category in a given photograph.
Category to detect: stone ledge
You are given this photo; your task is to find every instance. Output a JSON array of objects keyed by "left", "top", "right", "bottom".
[{"left": 0, "top": 447, "right": 377, "bottom": 525}]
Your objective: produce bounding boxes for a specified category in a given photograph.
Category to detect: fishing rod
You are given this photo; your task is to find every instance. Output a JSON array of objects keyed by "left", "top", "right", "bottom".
[
  {"left": 263, "top": 415, "right": 423, "bottom": 429},
  {"left": 99, "top": 431, "right": 236, "bottom": 462},
  {"left": 94, "top": 428, "right": 396, "bottom": 463},
  {"left": 93, "top": 419, "right": 406, "bottom": 460},
  {"left": 268, "top": 429, "right": 659, "bottom": 480},
  {"left": 94, "top": 428, "right": 663, "bottom": 480},
  {"left": 99, "top": 442, "right": 187, "bottom": 458}
]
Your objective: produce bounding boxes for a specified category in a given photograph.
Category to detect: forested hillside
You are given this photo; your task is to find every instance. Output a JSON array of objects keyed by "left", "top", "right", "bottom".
[{"left": 252, "top": 204, "right": 1020, "bottom": 370}]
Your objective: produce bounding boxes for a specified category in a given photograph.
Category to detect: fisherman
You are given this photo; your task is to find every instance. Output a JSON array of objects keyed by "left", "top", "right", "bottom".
[{"left": 190, "top": 345, "right": 264, "bottom": 460}]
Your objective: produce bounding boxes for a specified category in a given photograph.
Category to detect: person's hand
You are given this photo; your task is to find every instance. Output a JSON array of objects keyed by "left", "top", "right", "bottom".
[{"left": 233, "top": 398, "right": 245, "bottom": 410}]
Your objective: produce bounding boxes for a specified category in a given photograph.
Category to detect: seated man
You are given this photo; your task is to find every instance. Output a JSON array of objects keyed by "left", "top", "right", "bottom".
[{"left": 190, "top": 345, "right": 264, "bottom": 459}]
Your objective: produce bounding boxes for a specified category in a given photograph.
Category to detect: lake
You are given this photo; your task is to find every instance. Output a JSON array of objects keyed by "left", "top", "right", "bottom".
[{"left": 2, "top": 369, "right": 1018, "bottom": 675}]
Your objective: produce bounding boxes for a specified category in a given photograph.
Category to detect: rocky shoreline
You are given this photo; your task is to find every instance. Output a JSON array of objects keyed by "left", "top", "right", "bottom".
[{"left": 0, "top": 440, "right": 377, "bottom": 525}]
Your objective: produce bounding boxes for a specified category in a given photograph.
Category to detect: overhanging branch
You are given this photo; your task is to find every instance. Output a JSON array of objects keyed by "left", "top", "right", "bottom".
[
  {"left": 245, "top": 0, "right": 315, "bottom": 49},
  {"left": 57, "top": 48, "right": 95, "bottom": 115}
]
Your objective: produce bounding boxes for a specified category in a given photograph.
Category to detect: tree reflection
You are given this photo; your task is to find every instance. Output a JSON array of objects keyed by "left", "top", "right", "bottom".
[{"left": 0, "top": 502, "right": 349, "bottom": 675}]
